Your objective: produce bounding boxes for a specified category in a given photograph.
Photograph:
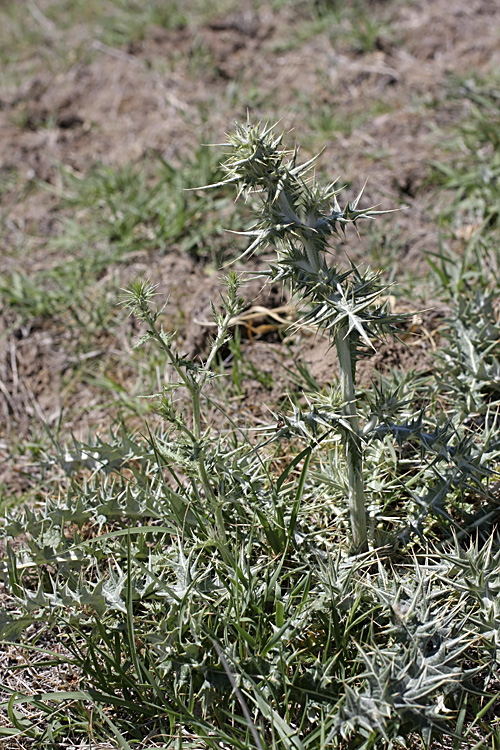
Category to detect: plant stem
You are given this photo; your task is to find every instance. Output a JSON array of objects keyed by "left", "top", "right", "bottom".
[
  {"left": 189, "top": 369, "right": 227, "bottom": 548},
  {"left": 192, "top": 386, "right": 202, "bottom": 442},
  {"left": 335, "top": 325, "right": 367, "bottom": 551},
  {"left": 145, "top": 310, "right": 228, "bottom": 547}
]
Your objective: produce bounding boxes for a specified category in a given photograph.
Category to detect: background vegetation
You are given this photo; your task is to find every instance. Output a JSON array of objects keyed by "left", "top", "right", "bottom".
[{"left": 1, "top": 0, "right": 500, "bottom": 747}]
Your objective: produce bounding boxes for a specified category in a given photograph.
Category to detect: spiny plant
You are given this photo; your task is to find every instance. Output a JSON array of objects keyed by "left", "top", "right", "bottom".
[
  {"left": 203, "top": 120, "right": 412, "bottom": 550},
  {"left": 120, "top": 273, "right": 247, "bottom": 551},
  {"left": 205, "top": 120, "right": 500, "bottom": 553}
]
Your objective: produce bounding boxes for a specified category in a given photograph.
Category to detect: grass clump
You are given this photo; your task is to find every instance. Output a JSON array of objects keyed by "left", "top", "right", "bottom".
[
  {"left": 1, "top": 121, "right": 500, "bottom": 749},
  {"left": 0, "top": 147, "right": 244, "bottom": 325},
  {"left": 431, "top": 75, "right": 500, "bottom": 245},
  {"left": 55, "top": 145, "right": 241, "bottom": 264}
]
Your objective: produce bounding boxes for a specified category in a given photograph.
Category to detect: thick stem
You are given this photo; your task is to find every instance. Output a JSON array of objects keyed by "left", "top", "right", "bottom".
[
  {"left": 335, "top": 326, "right": 367, "bottom": 551},
  {"left": 302, "top": 235, "right": 320, "bottom": 274},
  {"left": 276, "top": 190, "right": 301, "bottom": 226},
  {"left": 276, "top": 192, "right": 321, "bottom": 273}
]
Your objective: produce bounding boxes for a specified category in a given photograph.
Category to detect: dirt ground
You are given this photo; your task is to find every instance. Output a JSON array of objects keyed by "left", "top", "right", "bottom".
[{"left": 2, "top": 0, "right": 500, "bottom": 497}]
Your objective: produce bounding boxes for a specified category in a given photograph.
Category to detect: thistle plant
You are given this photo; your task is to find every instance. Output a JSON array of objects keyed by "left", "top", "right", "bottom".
[
  {"left": 120, "top": 273, "right": 245, "bottom": 551},
  {"left": 208, "top": 120, "right": 408, "bottom": 549}
]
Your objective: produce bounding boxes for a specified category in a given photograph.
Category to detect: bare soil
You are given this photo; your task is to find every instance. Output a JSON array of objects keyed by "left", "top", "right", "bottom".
[{"left": 2, "top": 0, "right": 500, "bottom": 496}]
